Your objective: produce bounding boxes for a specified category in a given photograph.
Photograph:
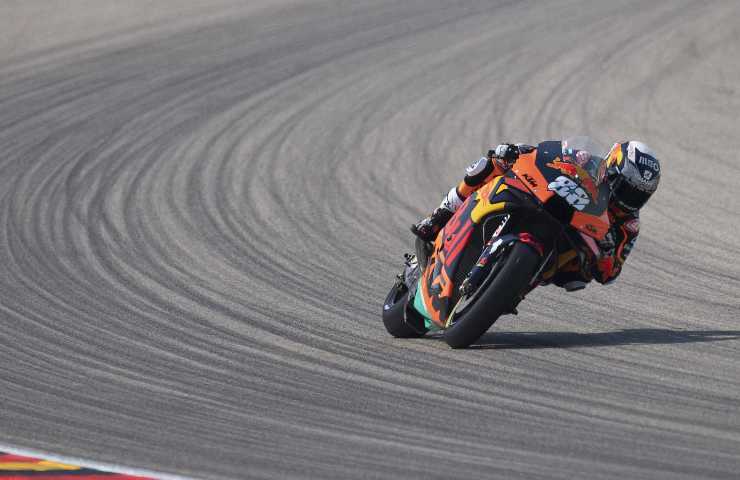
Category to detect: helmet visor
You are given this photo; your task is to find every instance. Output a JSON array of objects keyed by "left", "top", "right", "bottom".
[{"left": 613, "top": 178, "right": 652, "bottom": 211}]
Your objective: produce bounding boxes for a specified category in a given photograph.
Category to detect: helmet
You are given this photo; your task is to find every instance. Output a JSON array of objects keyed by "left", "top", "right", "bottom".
[{"left": 606, "top": 141, "right": 661, "bottom": 211}]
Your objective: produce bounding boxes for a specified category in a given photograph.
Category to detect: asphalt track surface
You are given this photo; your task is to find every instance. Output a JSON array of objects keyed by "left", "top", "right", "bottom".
[{"left": 1, "top": 1, "right": 740, "bottom": 479}]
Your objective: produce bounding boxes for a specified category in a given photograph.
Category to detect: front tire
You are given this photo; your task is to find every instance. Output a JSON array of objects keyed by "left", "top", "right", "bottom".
[
  {"left": 382, "top": 282, "right": 427, "bottom": 338},
  {"left": 444, "top": 242, "right": 541, "bottom": 348}
]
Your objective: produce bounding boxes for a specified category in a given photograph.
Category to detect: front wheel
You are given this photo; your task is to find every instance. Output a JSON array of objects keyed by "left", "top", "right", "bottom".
[
  {"left": 444, "top": 242, "right": 541, "bottom": 348},
  {"left": 382, "top": 281, "right": 427, "bottom": 338}
]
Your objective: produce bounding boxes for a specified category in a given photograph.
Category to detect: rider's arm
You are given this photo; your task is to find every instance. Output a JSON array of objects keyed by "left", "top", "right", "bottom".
[
  {"left": 592, "top": 211, "right": 640, "bottom": 284},
  {"left": 454, "top": 144, "right": 531, "bottom": 201}
]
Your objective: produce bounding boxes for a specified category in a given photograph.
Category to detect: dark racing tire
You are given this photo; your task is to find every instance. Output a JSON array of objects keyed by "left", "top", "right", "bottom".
[
  {"left": 444, "top": 242, "right": 541, "bottom": 349},
  {"left": 382, "top": 282, "right": 427, "bottom": 338}
]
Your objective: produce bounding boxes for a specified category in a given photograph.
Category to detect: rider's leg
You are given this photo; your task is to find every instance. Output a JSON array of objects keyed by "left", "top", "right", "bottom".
[
  {"left": 409, "top": 186, "right": 463, "bottom": 241},
  {"left": 411, "top": 155, "right": 497, "bottom": 241}
]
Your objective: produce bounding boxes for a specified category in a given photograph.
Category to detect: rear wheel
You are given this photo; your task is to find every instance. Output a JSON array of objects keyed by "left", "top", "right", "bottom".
[
  {"left": 444, "top": 242, "right": 541, "bottom": 348},
  {"left": 382, "top": 281, "right": 427, "bottom": 338}
]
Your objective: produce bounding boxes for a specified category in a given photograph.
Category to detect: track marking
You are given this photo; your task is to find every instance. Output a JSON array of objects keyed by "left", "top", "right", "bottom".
[{"left": 0, "top": 445, "right": 195, "bottom": 480}]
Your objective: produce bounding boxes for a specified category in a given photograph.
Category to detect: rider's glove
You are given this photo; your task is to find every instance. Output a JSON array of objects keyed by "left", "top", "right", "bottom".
[{"left": 488, "top": 144, "right": 519, "bottom": 168}]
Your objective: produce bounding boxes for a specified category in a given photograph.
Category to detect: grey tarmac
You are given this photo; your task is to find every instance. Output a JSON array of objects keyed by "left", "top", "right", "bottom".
[{"left": 1, "top": 1, "right": 739, "bottom": 479}]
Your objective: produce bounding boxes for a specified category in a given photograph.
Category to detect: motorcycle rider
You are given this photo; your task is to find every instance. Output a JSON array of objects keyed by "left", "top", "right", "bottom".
[{"left": 410, "top": 140, "right": 661, "bottom": 288}]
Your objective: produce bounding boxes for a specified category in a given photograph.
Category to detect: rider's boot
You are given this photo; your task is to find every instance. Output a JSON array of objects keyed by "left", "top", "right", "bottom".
[
  {"left": 410, "top": 187, "right": 463, "bottom": 242},
  {"left": 410, "top": 207, "right": 453, "bottom": 242}
]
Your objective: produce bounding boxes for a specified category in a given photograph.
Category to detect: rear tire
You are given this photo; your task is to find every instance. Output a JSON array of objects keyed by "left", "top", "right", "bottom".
[
  {"left": 382, "top": 282, "right": 427, "bottom": 338},
  {"left": 444, "top": 242, "right": 541, "bottom": 348}
]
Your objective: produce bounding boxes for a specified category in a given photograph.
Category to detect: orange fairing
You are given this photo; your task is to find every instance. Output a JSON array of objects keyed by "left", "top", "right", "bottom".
[
  {"left": 472, "top": 179, "right": 496, "bottom": 203},
  {"left": 420, "top": 199, "right": 476, "bottom": 327},
  {"left": 511, "top": 151, "right": 554, "bottom": 203},
  {"left": 470, "top": 179, "right": 506, "bottom": 223},
  {"left": 420, "top": 234, "right": 444, "bottom": 325},
  {"left": 419, "top": 181, "right": 500, "bottom": 327},
  {"left": 571, "top": 209, "right": 610, "bottom": 240}
]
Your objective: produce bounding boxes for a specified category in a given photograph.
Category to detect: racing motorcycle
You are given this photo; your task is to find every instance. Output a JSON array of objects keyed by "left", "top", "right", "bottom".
[{"left": 382, "top": 137, "right": 611, "bottom": 348}]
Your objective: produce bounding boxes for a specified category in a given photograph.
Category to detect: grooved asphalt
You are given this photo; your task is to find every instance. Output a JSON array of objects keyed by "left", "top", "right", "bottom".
[{"left": 1, "top": 1, "right": 739, "bottom": 479}]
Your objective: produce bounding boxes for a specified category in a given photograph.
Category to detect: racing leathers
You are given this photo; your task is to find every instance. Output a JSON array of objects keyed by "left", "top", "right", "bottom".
[{"left": 411, "top": 143, "right": 640, "bottom": 287}]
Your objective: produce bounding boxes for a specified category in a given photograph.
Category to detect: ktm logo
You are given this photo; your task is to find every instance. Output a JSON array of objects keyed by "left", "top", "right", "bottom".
[{"left": 522, "top": 173, "right": 538, "bottom": 188}]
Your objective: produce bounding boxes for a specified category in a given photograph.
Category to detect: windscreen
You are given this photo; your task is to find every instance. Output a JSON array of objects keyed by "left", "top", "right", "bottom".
[{"left": 561, "top": 136, "right": 608, "bottom": 184}]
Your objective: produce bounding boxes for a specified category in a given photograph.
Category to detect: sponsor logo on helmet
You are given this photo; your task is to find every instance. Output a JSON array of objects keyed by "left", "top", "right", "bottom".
[
  {"left": 627, "top": 141, "right": 659, "bottom": 184},
  {"left": 634, "top": 162, "right": 659, "bottom": 187},
  {"left": 622, "top": 155, "right": 658, "bottom": 191},
  {"left": 637, "top": 154, "right": 659, "bottom": 172}
]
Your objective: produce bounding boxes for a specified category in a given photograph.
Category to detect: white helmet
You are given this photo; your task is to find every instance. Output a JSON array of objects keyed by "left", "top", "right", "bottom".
[{"left": 606, "top": 141, "right": 661, "bottom": 211}]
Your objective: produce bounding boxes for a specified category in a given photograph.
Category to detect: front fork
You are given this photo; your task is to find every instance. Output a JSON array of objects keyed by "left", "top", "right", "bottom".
[
  {"left": 459, "top": 214, "right": 510, "bottom": 295},
  {"left": 460, "top": 228, "right": 548, "bottom": 301}
]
